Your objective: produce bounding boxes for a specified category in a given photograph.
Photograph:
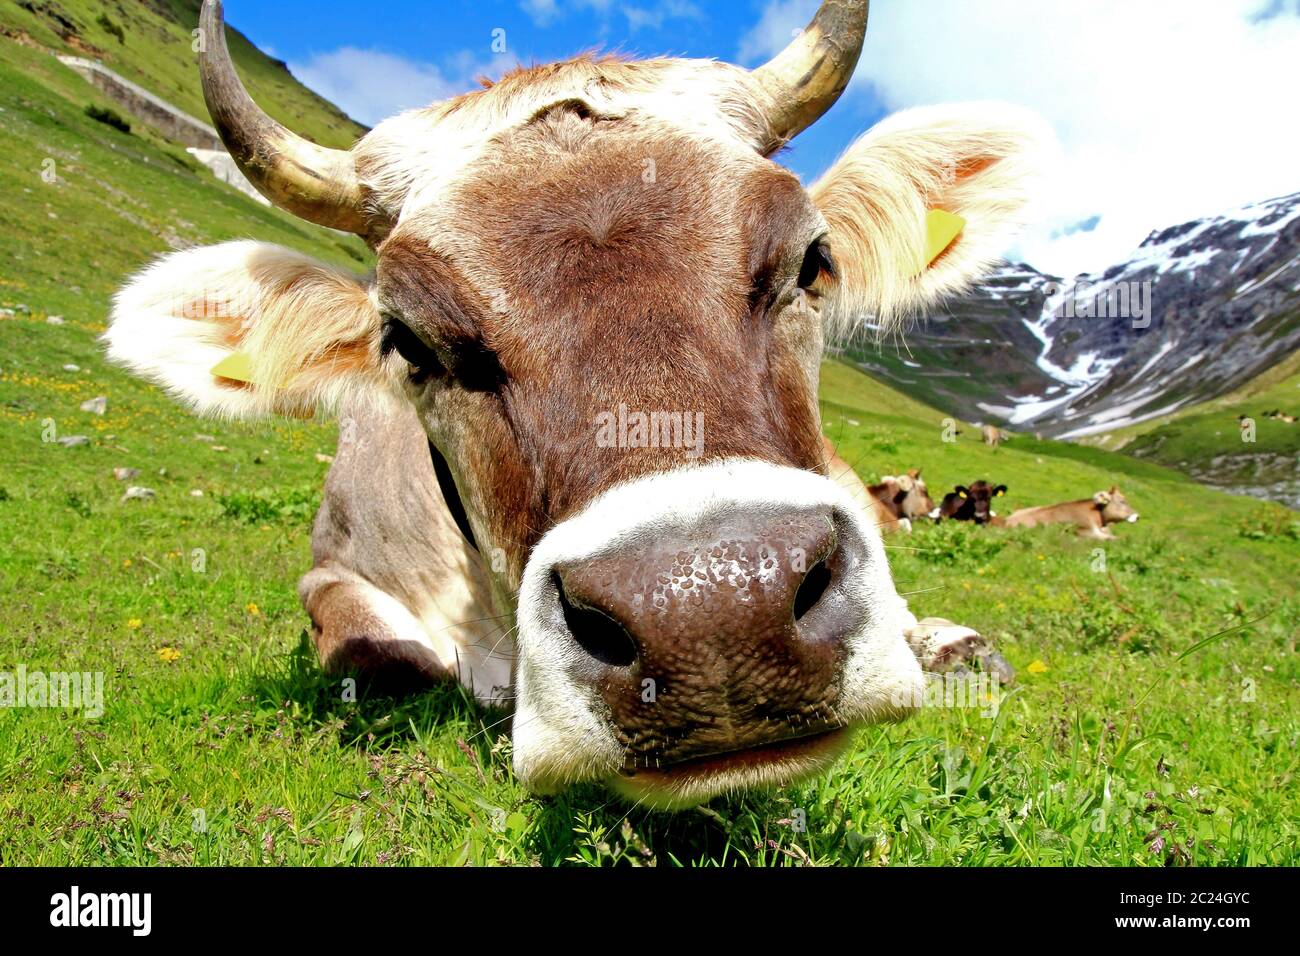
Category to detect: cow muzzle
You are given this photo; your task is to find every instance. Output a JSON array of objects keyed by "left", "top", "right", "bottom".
[{"left": 511, "top": 459, "right": 924, "bottom": 808}]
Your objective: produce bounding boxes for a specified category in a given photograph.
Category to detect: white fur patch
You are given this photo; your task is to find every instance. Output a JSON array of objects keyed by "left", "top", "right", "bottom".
[
  {"left": 104, "top": 241, "right": 388, "bottom": 421},
  {"left": 810, "top": 101, "right": 1058, "bottom": 338}
]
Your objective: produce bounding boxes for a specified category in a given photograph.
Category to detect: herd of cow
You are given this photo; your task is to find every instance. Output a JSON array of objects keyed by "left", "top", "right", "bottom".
[{"left": 830, "top": 442, "right": 1141, "bottom": 541}]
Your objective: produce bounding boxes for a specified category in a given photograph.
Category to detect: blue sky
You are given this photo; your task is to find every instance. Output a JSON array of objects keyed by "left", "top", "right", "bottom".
[
  {"left": 229, "top": 0, "right": 886, "bottom": 185},
  {"left": 227, "top": 0, "right": 1300, "bottom": 277}
]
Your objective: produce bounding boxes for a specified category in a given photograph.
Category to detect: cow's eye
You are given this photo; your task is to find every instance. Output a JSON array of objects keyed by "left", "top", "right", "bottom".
[
  {"left": 380, "top": 316, "right": 442, "bottom": 382},
  {"left": 381, "top": 315, "right": 504, "bottom": 393},
  {"left": 798, "top": 239, "right": 835, "bottom": 290}
]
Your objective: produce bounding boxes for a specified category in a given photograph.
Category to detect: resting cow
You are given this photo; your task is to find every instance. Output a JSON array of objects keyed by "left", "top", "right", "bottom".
[
  {"left": 937, "top": 481, "right": 1007, "bottom": 524},
  {"left": 104, "top": 0, "right": 1047, "bottom": 808},
  {"left": 1002, "top": 486, "right": 1140, "bottom": 540}
]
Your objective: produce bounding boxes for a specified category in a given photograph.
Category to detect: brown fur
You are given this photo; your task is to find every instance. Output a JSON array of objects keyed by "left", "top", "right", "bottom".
[
  {"left": 374, "top": 108, "right": 829, "bottom": 571},
  {"left": 1002, "top": 486, "right": 1139, "bottom": 540}
]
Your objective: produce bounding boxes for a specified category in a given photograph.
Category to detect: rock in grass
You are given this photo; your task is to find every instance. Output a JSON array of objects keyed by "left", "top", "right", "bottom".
[
  {"left": 47, "top": 315, "right": 65, "bottom": 325},
  {"left": 121, "top": 486, "right": 156, "bottom": 502},
  {"left": 195, "top": 434, "right": 216, "bottom": 443},
  {"left": 982, "top": 651, "right": 1017, "bottom": 686},
  {"left": 189, "top": 489, "right": 204, "bottom": 498},
  {"left": 80, "top": 396, "right": 108, "bottom": 415},
  {"left": 113, "top": 467, "right": 140, "bottom": 481},
  {"left": 57, "top": 435, "right": 89, "bottom": 447},
  {"left": 63, "top": 364, "right": 80, "bottom": 372}
]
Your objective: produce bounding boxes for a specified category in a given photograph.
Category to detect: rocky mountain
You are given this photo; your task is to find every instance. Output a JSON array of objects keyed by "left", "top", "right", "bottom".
[{"left": 843, "top": 192, "right": 1300, "bottom": 438}]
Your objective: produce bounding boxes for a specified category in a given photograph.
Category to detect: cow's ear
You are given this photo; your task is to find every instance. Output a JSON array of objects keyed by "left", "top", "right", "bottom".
[
  {"left": 994, "top": 485, "right": 1008, "bottom": 496},
  {"left": 810, "top": 102, "right": 1054, "bottom": 336},
  {"left": 105, "top": 242, "right": 388, "bottom": 419},
  {"left": 956, "top": 486, "right": 969, "bottom": 499},
  {"left": 1093, "top": 491, "right": 1112, "bottom": 505}
]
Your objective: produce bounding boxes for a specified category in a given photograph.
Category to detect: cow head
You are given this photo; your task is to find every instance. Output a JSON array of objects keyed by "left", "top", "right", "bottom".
[
  {"left": 104, "top": 0, "right": 1048, "bottom": 807},
  {"left": 952, "top": 481, "right": 1006, "bottom": 524},
  {"left": 1094, "top": 486, "right": 1138, "bottom": 525},
  {"left": 881, "top": 469, "right": 936, "bottom": 520}
]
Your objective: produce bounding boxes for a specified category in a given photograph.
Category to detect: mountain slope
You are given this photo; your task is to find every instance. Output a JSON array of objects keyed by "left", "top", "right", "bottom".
[
  {"left": 1096, "top": 352, "right": 1300, "bottom": 509},
  {"left": 845, "top": 193, "right": 1300, "bottom": 440},
  {"left": 0, "top": 0, "right": 365, "bottom": 147}
]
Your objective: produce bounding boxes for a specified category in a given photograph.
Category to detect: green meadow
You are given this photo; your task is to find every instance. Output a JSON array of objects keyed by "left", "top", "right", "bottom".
[{"left": 1, "top": 30, "right": 1297, "bottom": 866}]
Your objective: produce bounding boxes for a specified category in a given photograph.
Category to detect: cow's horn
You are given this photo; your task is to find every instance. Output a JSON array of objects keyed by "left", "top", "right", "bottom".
[
  {"left": 198, "top": 0, "right": 368, "bottom": 234},
  {"left": 752, "top": 0, "right": 869, "bottom": 143}
]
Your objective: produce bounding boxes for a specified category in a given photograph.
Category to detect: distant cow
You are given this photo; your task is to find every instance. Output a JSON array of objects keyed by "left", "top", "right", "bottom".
[
  {"left": 937, "top": 480, "right": 1006, "bottom": 524},
  {"left": 981, "top": 424, "right": 1005, "bottom": 448},
  {"left": 867, "top": 469, "right": 936, "bottom": 534},
  {"left": 1002, "top": 486, "right": 1139, "bottom": 540},
  {"left": 821, "top": 438, "right": 933, "bottom": 534}
]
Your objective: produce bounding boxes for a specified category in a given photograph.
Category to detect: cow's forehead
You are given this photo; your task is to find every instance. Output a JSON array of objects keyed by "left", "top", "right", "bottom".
[
  {"left": 354, "top": 55, "right": 776, "bottom": 225},
  {"left": 377, "top": 110, "right": 820, "bottom": 344}
]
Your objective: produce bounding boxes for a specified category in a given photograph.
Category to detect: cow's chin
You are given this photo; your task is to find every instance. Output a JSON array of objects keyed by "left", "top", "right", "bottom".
[{"left": 604, "top": 727, "right": 855, "bottom": 810}]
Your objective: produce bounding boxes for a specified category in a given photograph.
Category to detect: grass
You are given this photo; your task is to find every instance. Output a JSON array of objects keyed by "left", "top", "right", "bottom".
[
  {"left": 1080, "top": 351, "right": 1300, "bottom": 490},
  {"left": 1, "top": 30, "right": 1297, "bottom": 866},
  {"left": 0, "top": 0, "right": 365, "bottom": 148}
]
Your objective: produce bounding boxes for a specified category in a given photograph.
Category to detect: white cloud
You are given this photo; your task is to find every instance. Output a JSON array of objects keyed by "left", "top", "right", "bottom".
[
  {"left": 740, "top": 0, "right": 1300, "bottom": 277},
  {"left": 289, "top": 48, "right": 513, "bottom": 127},
  {"left": 737, "top": 0, "right": 810, "bottom": 64}
]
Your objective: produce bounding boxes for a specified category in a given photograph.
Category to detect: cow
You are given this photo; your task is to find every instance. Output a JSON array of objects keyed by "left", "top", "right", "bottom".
[
  {"left": 937, "top": 481, "right": 1007, "bottom": 524},
  {"left": 870, "top": 469, "right": 936, "bottom": 534},
  {"left": 981, "top": 424, "right": 1005, "bottom": 448},
  {"left": 867, "top": 469, "right": 935, "bottom": 534},
  {"left": 822, "top": 439, "right": 933, "bottom": 534},
  {"left": 103, "top": 0, "right": 1048, "bottom": 808},
  {"left": 1002, "top": 486, "right": 1140, "bottom": 540}
]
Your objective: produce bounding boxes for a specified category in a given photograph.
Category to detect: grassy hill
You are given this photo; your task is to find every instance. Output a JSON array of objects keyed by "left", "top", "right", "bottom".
[
  {"left": 0, "top": 0, "right": 365, "bottom": 147},
  {"left": 1079, "top": 352, "right": 1300, "bottom": 507},
  {"left": 0, "top": 29, "right": 1297, "bottom": 866}
]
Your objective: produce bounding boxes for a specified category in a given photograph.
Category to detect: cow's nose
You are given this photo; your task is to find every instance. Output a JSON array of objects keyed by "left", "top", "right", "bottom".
[{"left": 551, "top": 512, "right": 854, "bottom": 767}]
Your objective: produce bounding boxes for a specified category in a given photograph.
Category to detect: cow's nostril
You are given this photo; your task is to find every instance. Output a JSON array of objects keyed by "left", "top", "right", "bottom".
[
  {"left": 554, "top": 571, "right": 638, "bottom": 668},
  {"left": 793, "top": 558, "right": 833, "bottom": 622}
]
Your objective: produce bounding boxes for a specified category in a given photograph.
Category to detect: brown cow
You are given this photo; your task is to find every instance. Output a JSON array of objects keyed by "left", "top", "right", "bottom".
[
  {"left": 937, "top": 481, "right": 1007, "bottom": 524},
  {"left": 1002, "top": 486, "right": 1140, "bottom": 540},
  {"left": 104, "top": 0, "right": 1047, "bottom": 808},
  {"left": 822, "top": 438, "right": 933, "bottom": 534}
]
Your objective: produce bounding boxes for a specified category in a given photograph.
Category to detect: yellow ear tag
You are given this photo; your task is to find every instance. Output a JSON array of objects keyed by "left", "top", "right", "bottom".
[
  {"left": 919, "top": 209, "right": 967, "bottom": 274},
  {"left": 959, "top": 491, "right": 968, "bottom": 499},
  {"left": 211, "top": 351, "right": 282, "bottom": 389}
]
